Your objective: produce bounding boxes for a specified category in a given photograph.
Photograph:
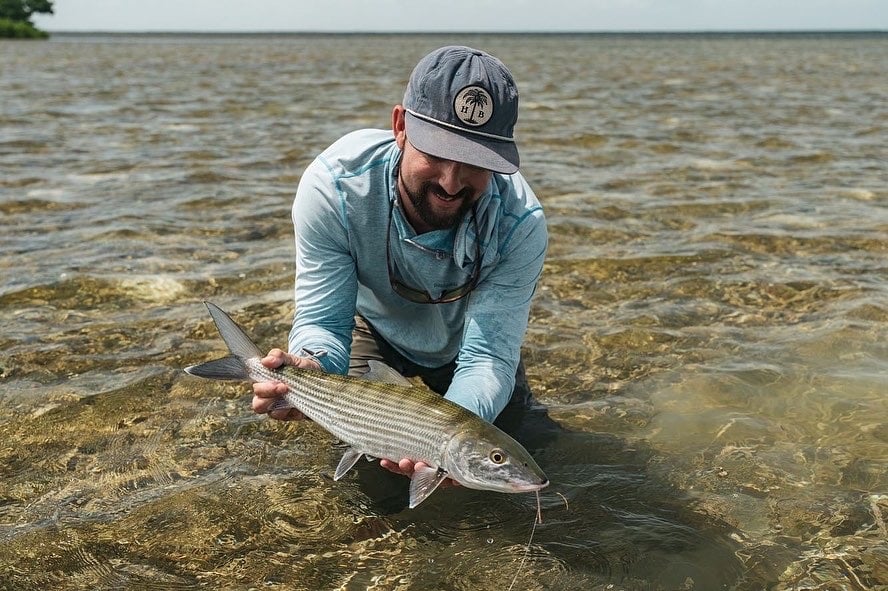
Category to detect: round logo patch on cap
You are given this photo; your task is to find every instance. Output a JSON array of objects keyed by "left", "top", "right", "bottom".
[{"left": 453, "top": 86, "right": 493, "bottom": 128}]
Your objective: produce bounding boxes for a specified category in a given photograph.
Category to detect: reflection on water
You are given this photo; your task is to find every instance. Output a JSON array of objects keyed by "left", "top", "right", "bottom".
[{"left": 1, "top": 33, "right": 886, "bottom": 589}]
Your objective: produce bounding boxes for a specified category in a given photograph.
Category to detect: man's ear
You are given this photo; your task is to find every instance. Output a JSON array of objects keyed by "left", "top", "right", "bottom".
[{"left": 392, "top": 105, "right": 407, "bottom": 149}]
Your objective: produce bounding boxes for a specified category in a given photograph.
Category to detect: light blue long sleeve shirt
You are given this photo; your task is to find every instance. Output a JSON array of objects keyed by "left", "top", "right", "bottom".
[{"left": 288, "top": 129, "right": 547, "bottom": 422}]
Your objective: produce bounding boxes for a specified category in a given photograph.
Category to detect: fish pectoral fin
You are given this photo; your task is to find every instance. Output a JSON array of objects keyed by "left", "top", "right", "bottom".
[
  {"left": 333, "top": 448, "right": 363, "bottom": 481},
  {"left": 362, "top": 360, "right": 413, "bottom": 387},
  {"left": 364, "top": 455, "right": 377, "bottom": 462},
  {"left": 408, "top": 466, "right": 448, "bottom": 509}
]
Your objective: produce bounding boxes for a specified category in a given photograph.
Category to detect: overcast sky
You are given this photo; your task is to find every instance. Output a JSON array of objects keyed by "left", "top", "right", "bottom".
[{"left": 34, "top": 0, "right": 888, "bottom": 32}]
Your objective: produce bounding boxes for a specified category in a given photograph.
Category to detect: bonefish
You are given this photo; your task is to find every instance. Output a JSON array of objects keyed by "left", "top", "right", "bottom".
[{"left": 185, "top": 302, "right": 548, "bottom": 508}]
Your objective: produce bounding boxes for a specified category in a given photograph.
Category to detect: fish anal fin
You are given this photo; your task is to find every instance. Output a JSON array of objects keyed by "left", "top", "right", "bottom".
[
  {"left": 408, "top": 466, "right": 448, "bottom": 508},
  {"left": 333, "top": 448, "right": 363, "bottom": 481}
]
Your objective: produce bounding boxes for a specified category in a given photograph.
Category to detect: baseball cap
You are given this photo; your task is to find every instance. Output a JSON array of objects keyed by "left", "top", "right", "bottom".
[{"left": 403, "top": 46, "right": 520, "bottom": 174}]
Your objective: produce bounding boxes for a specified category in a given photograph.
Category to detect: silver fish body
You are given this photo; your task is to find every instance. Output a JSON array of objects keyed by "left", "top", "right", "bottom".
[{"left": 185, "top": 302, "right": 549, "bottom": 508}]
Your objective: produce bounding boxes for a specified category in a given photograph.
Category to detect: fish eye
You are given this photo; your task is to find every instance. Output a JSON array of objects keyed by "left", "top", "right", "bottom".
[{"left": 489, "top": 449, "right": 506, "bottom": 464}]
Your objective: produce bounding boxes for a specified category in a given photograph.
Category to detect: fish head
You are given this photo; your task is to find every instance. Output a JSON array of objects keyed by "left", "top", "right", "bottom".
[{"left": 444, "top": 426, "right": 548, "bottom": 493}]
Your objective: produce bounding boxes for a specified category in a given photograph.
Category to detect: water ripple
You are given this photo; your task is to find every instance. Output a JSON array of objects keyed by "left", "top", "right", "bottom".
[{"left": 0, "top": 32, "right": 885, "bottom": 590}]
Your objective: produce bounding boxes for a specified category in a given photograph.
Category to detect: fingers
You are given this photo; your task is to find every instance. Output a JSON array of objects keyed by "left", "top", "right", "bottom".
[
  {"left": 260, "top": 349, "right": 323, "bottom": 371},
  {"left": 253, "top": 380, "right": 289, "bottom": 398},
  {"left": 380, "top": 458, "right": 412, "bottom": 476},
  {"left": 253, "top": 349, "right": 290, "bottom": 404},
  {"left": 253, "top": 350, "right": 315, "bottom": 399},
  {"left": 252, "top": 354, "right": 318, "bottom": 403},
  {"left": 251, "top": 384, "right": 288, "bottom": 411},
  {"left": 252, "top": 350, "right": 322, "bottom": 421},
  {"left": 376, "top": 460, "right": 458, "bottom": 487},
  {"left": 251, "top": 390, "right": 306, "bottom": 421},
  {"left": 260, "top": 348, "right": 289, "bottom": 369}
]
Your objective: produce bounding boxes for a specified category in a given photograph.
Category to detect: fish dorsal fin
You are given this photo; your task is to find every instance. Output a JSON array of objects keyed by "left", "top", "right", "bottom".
[
  {"left": 333, "top": 448, "right": 363, "bottom": 481},
  {"left": 363, "top": 360, "right": 413, "bottom": 387},
  {"left": 408, "top": 466, "right": 448, "bottom": 508}
]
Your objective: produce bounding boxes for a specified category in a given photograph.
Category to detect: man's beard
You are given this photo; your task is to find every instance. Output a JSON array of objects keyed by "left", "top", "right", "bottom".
[{"left": 402, "top": 180, "right": 474, "bottom": 230}]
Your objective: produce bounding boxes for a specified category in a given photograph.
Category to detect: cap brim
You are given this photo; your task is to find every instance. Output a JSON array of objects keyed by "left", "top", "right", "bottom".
[{"left": 405, "top": 112, "right": 519, "bottom": 175}]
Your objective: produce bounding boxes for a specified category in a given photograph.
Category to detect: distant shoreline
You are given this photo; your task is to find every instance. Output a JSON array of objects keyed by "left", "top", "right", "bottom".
[{"left": 40, "top": 30, "right": 887, "bottom": 38}]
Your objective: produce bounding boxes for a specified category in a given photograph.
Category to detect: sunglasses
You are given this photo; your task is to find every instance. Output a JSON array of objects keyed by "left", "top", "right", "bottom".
[{"left": 386, "top": 199, "right": 482, "bottom": 304}]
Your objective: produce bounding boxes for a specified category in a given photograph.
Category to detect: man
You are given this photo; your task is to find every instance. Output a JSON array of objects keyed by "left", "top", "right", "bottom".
[{"left": 251, "top": 45, "right": 548, "bottom": 481}]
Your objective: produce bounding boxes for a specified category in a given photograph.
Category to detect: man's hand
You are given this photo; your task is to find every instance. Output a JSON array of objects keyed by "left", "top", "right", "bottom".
[
  {"left": 251, "top": 348, "right": 321, "bottom": 421},
  {"left": 379, "top": 459, "right": 459, "bottom": 487}
]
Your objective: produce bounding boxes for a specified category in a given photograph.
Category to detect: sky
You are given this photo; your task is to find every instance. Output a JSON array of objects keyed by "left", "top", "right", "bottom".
[{"left": 34, "top": 0, "right": 888, "bottom": 33}]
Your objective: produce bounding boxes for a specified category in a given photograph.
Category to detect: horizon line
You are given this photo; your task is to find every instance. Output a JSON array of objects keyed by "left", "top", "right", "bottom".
[{"left": 44, "top": 29, "right": 888, "bottom": 35}]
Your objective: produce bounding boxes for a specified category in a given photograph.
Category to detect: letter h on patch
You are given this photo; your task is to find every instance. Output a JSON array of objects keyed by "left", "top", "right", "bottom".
[{"left": 460, "top": 105, "right": 484, "bottom": 118}]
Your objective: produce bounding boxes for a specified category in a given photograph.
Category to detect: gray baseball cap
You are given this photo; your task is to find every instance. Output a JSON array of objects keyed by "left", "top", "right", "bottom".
[{"left": 403, "top": 46, "right": 520, "bottom": 174}]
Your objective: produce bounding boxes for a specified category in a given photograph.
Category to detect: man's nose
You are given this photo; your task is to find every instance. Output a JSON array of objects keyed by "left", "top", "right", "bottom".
[{"left": 436, "top": 161, "right": 467, "bottom": 195}]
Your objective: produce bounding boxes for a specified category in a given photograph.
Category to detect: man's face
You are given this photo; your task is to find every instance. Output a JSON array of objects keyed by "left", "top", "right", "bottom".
[{"left": 397, "top": 139, "right": 492, "bottom": 232}]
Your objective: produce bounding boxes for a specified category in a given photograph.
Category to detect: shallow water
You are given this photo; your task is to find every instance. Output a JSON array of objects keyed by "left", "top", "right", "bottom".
[{"left": 1, "top": 33, "right": 886, "bottom": 590}]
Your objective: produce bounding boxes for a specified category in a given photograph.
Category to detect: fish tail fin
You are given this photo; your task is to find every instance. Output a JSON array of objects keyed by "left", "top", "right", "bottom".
[
  {"left": 184, "top": 356, "right": 249, "bottom": 380},
  {"left": 204, "top": 301, "right": 264, "bottom": 359},
  {"left": 184, "top": 302, "right": 263, "bottom": 380}
]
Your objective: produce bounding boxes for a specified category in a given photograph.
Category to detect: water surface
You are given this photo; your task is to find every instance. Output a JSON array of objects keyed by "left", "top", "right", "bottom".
[{"left": 1, "top": 33, "right": 886, "bottom": 590}]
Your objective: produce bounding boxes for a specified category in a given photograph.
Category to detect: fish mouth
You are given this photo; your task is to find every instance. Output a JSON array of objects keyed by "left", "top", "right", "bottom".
[
  {"left": 508, "top": 478, "right": 549, "bottom": 492},
  {"left": 458, "top": 477, "right": 549, "bottom": 493}
]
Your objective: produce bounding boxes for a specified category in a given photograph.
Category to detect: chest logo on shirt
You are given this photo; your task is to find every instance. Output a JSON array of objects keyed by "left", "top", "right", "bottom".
[{"left": 454, "top": 86, "right": 493, "bottom": 128}]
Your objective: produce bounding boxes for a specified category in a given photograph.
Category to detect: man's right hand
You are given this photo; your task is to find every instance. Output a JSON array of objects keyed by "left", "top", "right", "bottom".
[{"left": 251, "top": 348, "right": 321, "bottom": 421}]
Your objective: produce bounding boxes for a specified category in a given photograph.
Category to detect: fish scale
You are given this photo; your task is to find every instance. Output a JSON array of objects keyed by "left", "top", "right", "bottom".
[
  {"left": 262, "top": 362, "right": 460, "bottom": 463},
  {"left": 185, "top": 301, "right": 548, "bottom": 508}
]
